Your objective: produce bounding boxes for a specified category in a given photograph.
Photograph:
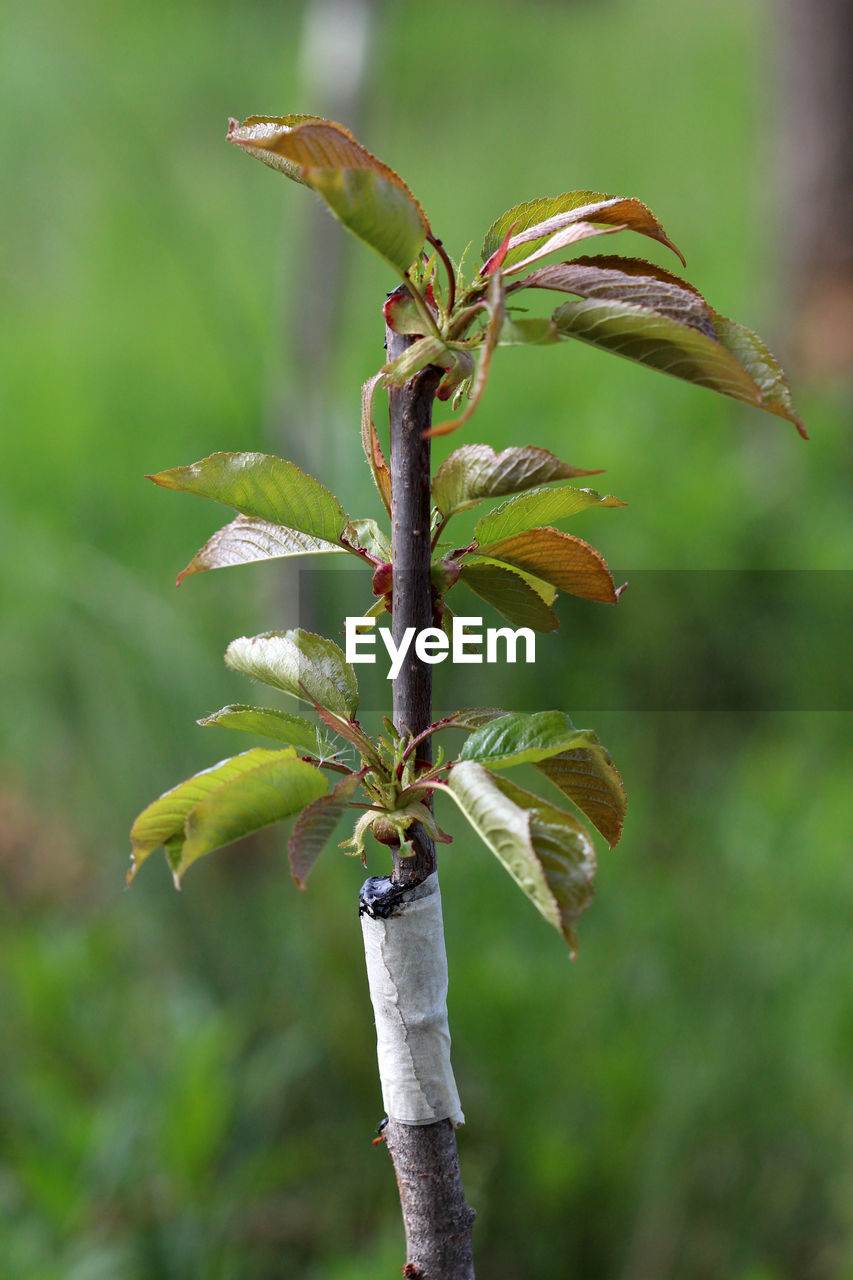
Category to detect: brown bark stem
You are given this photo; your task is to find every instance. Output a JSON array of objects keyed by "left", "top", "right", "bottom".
[
  {"left": 384, "top": 1118, "right": 476, "bottom": 1280},
  {"left": 387, "top": 321, "right": 442, "bottom": 887},
  {"left": 379, "top": 320, "right": 476, "bottom": 1279}
]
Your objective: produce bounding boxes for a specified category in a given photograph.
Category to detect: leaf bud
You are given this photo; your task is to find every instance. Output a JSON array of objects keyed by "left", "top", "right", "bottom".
[
  {"left": 372, "top": 562, "right": 393, "bottom": 596},
  {"left": 430, "top": 557, "right": 461, "bottom": 594},
  {"left": 372, "top": 815, "right": 406, "bottom": 846}
]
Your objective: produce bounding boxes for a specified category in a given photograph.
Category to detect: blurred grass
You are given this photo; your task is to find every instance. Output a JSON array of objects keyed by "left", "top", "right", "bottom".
[{"left": 1, "top": 0, "right": 852, "bottom": 1276}]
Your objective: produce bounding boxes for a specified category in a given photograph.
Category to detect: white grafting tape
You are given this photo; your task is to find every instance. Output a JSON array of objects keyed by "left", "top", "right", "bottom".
[{"left": 360, "top": 873, "right": 464, "bottom": 1127}]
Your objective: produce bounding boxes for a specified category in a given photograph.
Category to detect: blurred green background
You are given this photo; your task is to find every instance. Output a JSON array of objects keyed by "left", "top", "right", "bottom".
[{"left": 2, "top": 0, "right": 851, "bottom": 1276}]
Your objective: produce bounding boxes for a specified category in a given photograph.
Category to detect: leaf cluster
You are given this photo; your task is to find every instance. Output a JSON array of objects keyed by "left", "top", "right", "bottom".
[
  {"left": 227, "top": 114, "right": 804, "bottom": 439},
  {"left": 149, "top": 430, "right": 625, "bottom": 636},
  {"left": 129, "top": 114, "right": 803, "bottom": 953},
  {"left": 129, "top": 614, "right": 624, "bottom": 952},
  {"left": 131, "top": 453, "right": 627, "bottom": 949}
]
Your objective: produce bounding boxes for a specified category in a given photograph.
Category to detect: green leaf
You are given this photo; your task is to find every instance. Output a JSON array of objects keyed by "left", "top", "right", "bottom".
[
  {"left": 709, "top": 314, "right": 807, "bottom": 437},
  {"left": 534, "top": 743, "right": 627, "bottom": 849},
  {"left": 447, "top": 707, "right": 506, "bottom": 730},
  {"left": 365, "top": 596, "right": 389, "bottom": 620},
  {"left": 517, "top": 256, "right": 805, "bottom": 428},
  {"left": 228, "top": 116, "right": 429, "bottom": 276},
  {"left": 458, "top": 562, "right": 558, "bottom": 632},
  {"left": 225, "top": 629, "right": 359, "bottom": 719},
  {"left": 289, "top": 771, "right": 363, "bottom": 889},
  {"left": 552, "top": 298, "right": 805, "bottom": 434},
  {"left": 463, "top": 557, "right": 563, "bottom": 606},
  {"left": 382, "top": 335, "right": 454, "bottom": 386},
  {"left": 474, "top": 484, "right": 624, "bottom": 546},
  {"left": 149, "top": 453, "right": 348, "bottom": 543},
  {"left": 482, "top": 191, "right": 684, "bottom": 272},
  {"left": 131, "top": 748, "right": 281, "bottom": 879},
  {"left": 361, "top": 373, "right": 392, "bottom": 516},
  {"left": 197, "top": 704, "right": 336, "bottom": 755},
  {"left": 445, "top": 708, "right": 627, "bottom": 847},
  {"left": 445, "top": 762, "right": 596, "bottom": 953},
  {"left": 177, "top": 515, "right": 346, "bottom": 584},
  {"left": 432, "top": 444, "right": 601, "bottom": 518},
  {"left": 478, "top": 527, "right": 618, "bottom": 603},
  {"left": 129, "top": 748, "right": 325, "bottom": 884},
  {"left": 429, "top": 555, "right": 460, "bottom": 596},
  {"left": 176, "top": 753, "right": 327, "bottom": 885},
  {"left": 458, "top": 710, "right": 595, "bottom": 769},
  {"left": 465, "top": 555, "right": 560, "bottom": 603},
  {"left": 344, "top": 517, "right": 391, "bottom": 563},
  {"left": 440, "top": 601, "right": 455, "bottom": 641},
  {"left": 498, "top": 315, "right": 561, "bottom": 346}
]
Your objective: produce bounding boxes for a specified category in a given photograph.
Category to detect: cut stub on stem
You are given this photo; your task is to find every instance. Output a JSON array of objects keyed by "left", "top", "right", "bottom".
[{"left": 359, "top": 874, "right": 464, "bottom": 1127}]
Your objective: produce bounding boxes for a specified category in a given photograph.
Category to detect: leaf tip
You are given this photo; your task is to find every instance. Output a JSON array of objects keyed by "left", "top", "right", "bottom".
[
  {"left": 561, "top": 923, "right": 580, "bottom": 959},
  {"left": 656, "top": 226, "right": 686, "bottom": 267},
  {"left": 615, "top": 580, "right": 629, "bottom": 601}
]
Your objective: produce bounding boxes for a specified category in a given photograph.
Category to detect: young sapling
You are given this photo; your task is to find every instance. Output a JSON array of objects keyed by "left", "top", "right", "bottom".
[{"left": 130, "top": 115, "right": 803, "bottom": 1278}]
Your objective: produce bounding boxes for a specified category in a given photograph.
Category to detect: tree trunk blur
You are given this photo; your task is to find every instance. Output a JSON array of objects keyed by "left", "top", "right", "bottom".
[
  {"left": 267, "top": 0, "right": 381, "bottom": 625},
  {"left": 779, "top": 0, "right": 853, "bottom": 377}
]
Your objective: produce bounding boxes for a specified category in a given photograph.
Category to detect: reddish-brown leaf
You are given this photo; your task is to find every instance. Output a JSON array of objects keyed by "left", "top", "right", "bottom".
[
  {"left": 478, "top": 527, "right": 618, "bottom": 603},
  {"left": 289, "top": 772, "right": 363, "bottom": 889},
  {"left": 482, "top": 192, "right": 684, "bottom": 271},
  {"left": 534, "top": 746, "right": 627, "bottom": 848},
  {"left": 518, "top": 256, "right": 711, "bottom": 332}
]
